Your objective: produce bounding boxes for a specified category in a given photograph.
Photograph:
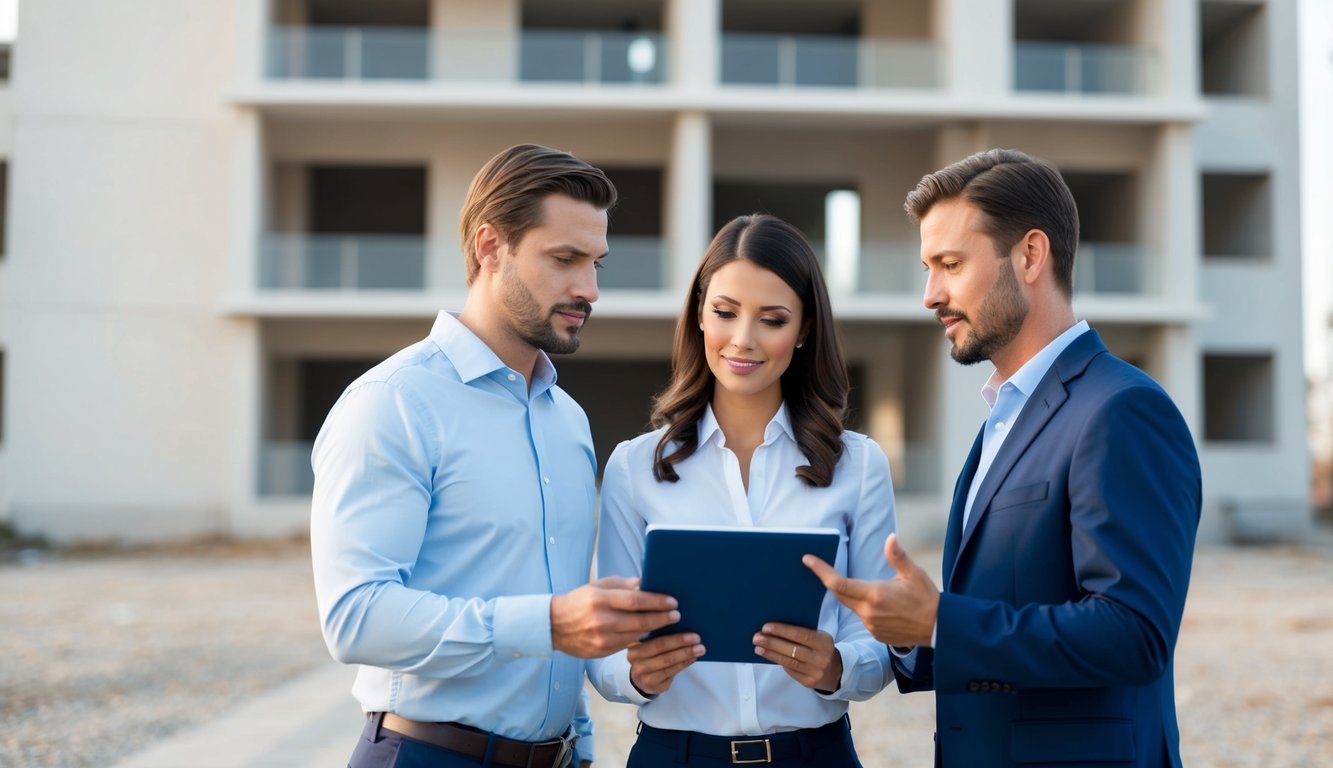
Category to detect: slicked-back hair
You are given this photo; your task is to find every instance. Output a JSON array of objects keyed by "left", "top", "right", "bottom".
[
  {"left": 650, "top": 214, "right": 849, "bottom": 488},
  {"left": 904, "top": 148, "right": 1080, "bottom": 296},
  {"left": 460, "top": 144, "right": 617, "bottom": 286}
]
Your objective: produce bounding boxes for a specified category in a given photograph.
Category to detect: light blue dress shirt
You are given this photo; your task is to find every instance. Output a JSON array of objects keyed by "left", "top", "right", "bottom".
[
  {"left": 962, "top": 320, "right": 1092, "bottom": 528},
  {"left": 310, "top": 311, "right": 599, "bottom": 762},
  {"left": 589, "top": 404, "right": 895, "bottom": 736}
]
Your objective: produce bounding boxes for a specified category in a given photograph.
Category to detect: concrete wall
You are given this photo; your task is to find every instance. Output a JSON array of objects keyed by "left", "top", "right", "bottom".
[{"left": 3, "top": 1, "right": 251, "bottom": 541}]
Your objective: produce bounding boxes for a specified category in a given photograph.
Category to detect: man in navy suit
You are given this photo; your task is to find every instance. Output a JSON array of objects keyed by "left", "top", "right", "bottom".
[{"left": 807, "top": 148, "right": 1201, "bottom": 767}]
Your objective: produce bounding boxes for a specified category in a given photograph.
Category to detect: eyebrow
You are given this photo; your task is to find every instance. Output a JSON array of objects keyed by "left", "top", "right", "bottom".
[
  {"left": 921, "top": 249, "right": 965, "bottom": 266},
  {"left": 544, "top": 244, "right": 607, "bottom": 258},
  {"left": 711, "top": 294, "right": 792, "bottom": 312}
]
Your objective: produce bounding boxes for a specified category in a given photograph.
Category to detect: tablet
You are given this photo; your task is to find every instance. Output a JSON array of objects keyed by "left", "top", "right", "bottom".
[{"left": 639, "top": 524, "right": 841, "bottom": 664}]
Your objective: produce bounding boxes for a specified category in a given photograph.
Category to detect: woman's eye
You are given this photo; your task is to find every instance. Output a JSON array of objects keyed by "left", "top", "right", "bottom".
[
  {"left": 711, "top": 309, "right": 736, "bottom": 319},
  {"left": 761, "top": 318, "right": 788, "bottom": 328}
]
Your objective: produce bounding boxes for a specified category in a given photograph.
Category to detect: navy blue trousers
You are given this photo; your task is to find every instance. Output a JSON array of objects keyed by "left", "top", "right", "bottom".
[
  {"left": 626, "top": 717, "right": 863, "bottom": 768},
  {"left": 348, "top": 714, "right": 522, "bottom": 768}
]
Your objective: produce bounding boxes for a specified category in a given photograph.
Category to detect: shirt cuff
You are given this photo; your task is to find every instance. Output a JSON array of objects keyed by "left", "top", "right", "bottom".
[
  {"left": 815, "top": 641, "right": 886, "bottom": 700},
  {"left": 493, "top": 594, "right": 554, "bottom": 660}
]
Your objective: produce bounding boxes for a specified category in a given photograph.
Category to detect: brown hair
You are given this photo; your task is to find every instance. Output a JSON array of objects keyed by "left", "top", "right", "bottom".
[
  {"left": 460, "top": 144, "right": 617, "bottom": 285},
  {"left": 650, "top": 214, "right": 849, "bottom": 488},
  {"left": 904, "top": 148, "right": 1080, "bottom": 296}
]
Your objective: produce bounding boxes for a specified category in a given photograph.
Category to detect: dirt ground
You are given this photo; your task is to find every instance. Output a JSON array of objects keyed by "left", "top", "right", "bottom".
[{"left": 2, "top": 537, "right": 1331, "bottom": 767}]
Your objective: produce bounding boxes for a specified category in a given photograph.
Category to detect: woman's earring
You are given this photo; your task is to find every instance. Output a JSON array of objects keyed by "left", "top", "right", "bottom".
[{"left": 796, "top": 342, "right": 804, "bottom": 349}]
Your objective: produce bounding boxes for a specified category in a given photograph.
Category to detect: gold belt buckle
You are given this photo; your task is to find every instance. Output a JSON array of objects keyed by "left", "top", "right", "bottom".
[{"left": 730, "top": 737, "right": 772, "bottom": 764}]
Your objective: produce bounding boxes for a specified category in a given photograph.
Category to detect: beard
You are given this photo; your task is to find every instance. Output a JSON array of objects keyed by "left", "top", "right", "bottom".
[
  {"left": 943, "top": 260, "right": 1028, "bottom": 366},
  {"left": 498, "top": 258, "right": 592, "bottom": 355}
]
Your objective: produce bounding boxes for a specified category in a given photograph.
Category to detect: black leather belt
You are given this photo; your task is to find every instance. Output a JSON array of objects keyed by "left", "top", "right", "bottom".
[
  {"left": 374, "top": 712, "right": 572, "bottom": 768},
  {"left": 636, "top": 716, "right": 850, "bottom": 765}
]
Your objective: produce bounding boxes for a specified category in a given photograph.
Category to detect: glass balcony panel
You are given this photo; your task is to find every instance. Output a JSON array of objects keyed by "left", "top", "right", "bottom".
[
  {"left": 601, "top": 236, "right": 665, "bottom": 290},
  {"left": 854, "top": 241, "right": 926, "bottom": 295},
  {"left": 722, "top": 35, "right": 782, "bottom": 85},
  {"left": 259, "top": 441, "right": 314, "bottom": 496},
  {"left": 794, "top": 37, "right": 858, "bottom": 87},
  {"left": 268, "top": 27, "right": 669, "bottom": 85},
  {"left": 897, "top": 441, "right": 941, "bottom": 495},
  {"left": 267, "top": 26, "right": 431, "bottom": 80},
  {"left": 360, "top": 29, "right": 431, "bottom": 79},
  {"left": 1013, "top": 42, "right": 1149, "bottom": 94},
  {"left": 723, "top": 34, "right": 939, "bottom": 89},
  {"left": 260, "top": 234, "right": 427, "bottom": 291},
  {"left": 864, "top": 40, "right": 940, "bottom": 89},
  {"left": 1074, "top": 242, "right": 1149, "bottom": 295},
  {"left": 520, "top": 30, "right": 667, "bottom": 84}
]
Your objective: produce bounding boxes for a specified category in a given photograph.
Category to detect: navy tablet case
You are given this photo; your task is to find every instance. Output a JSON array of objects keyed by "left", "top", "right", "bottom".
[{"left": 639, "top": 525, "right": 841, "bottom": 664}]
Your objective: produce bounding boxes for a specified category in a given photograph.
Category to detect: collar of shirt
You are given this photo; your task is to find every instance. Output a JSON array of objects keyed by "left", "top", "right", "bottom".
[
  {"left": 697, "top": 401, "right": 795, "bottom": 449},
  {"left": 980, "top": 320, "right": 1091, "bottom": 410},
  {"left": 428, "top": 310, "right": 558, "bottom": 399}
]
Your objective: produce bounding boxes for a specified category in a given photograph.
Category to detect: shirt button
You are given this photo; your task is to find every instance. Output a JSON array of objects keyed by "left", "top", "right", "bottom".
[
  {"left": 548, "top": 536, "right": 556, "bottom": 545},
  {"left": 512, "top": 652, "right": 522, "bottom": 658},
  {"left": 507, "top": 373, "right": 516, "bottom": 381},
  {"left": 996, "top": 421, "right": 1006, "bottom": 431},
  {"left": 543, "top": 476, "right": 550, "bottom": 484}
]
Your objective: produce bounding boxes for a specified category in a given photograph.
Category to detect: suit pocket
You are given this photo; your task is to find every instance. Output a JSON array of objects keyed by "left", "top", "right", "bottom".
[
  {"left": 1010, "top": 719, "right": 1135, "bottom": 764},
  {"left": 990, "top": 481, "right": 1049, "bottom": 512}
]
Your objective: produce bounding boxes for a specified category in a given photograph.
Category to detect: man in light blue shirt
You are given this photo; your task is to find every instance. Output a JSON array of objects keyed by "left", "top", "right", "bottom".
[{"left": 311, "top": 144, "right": 680, "bottom": 768}]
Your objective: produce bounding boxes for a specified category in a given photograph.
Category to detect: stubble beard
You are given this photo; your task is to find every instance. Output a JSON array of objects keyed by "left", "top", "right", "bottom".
[
  {"left": 499, "top": 258, "right": 592, "bottom": 355},
  {"left": 948, "top": 261, "right": 1029, "bottom": 366}
]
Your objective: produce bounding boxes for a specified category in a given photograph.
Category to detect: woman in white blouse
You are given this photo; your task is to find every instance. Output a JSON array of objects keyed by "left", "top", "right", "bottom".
[{"left": 588, "top": 213, "right": 897, "bottom": 767}]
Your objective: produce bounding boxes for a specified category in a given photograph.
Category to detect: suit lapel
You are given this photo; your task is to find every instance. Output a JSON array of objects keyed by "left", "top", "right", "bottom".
[{"left": 949, "top": 330, "right": 1108, "bottom": 575}]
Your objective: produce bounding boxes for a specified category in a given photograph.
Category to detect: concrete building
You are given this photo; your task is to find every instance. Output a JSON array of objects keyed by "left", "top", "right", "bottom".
[{"left": 0, "top": 0, "right": 1310, "bottom": 544}]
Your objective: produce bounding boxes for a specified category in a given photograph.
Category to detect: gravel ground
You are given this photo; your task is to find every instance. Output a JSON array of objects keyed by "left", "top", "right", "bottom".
[{"left": 2, "top": 537, "right": 1331, "bottom": 767}]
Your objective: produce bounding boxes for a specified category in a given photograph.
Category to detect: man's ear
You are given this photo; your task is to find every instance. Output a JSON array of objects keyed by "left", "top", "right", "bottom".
[
  {"left": 473, "top": 222, "right": 504, "bottom": 277},
  {"left": 1015, "top": 228, "right": 1052, "bottom": 287}
]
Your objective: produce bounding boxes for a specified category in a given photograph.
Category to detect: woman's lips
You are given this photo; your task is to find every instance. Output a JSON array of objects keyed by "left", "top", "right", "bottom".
[{"left": 724, "top": 356, "right": 762, "bottom": 375}]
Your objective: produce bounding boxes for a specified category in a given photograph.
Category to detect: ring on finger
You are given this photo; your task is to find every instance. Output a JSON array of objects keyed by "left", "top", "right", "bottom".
[{"left": 790, "top": 646, "right": 798, "bottom": 660}]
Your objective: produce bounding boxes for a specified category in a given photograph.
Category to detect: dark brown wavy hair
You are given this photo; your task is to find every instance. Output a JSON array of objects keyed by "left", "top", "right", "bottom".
[{"left": 650, "top": 214, "right": 849, "bottom": 487}]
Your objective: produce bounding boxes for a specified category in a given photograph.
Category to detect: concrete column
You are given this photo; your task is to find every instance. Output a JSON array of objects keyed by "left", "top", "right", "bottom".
[
  {"left": 432, "top": 0, "right": 519, "bottom": 82},
  {"left": 667, "top": 112, "right": 712, "bottom": 292},
  {"left": 667, "top": 0, "right": 720, "bottom": 92},
  {"left": 229, "top": 107, "right": 264, "bottom": 296},
  {"left": 938, "top": 0, "right": 1011, "bottom": 97},
  {"left": 235, "top": 0, "right": 272, "bottom": 88},
  {"left": 1148, "top": 0, "right": 1199, "bottom": 101},
  {"left": 1148, "top": 124, "right": 1198, "bottom": 302}
]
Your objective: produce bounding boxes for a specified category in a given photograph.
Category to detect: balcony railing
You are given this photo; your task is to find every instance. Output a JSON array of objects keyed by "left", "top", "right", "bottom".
[
  {"left": 1013, "top": 42, "right": 1152, "bottom": 95},
  {"left": 896, "top": 441, "right": 942, "bottom": 495},
  {"left": 1074, "top": 242, "right": 1152, "bottom": 295},
  {"left": 603, "top": 235, "right": 666, "bottom": 290},
  {"left": 259, "top": 233, "right": 431, "bottom": 291},
  {"left": 520, "top": 31, "right": 667, "bottom": 85},
  {"left": 267, "top": 27, "right": 431, "bottom": 80},
  {"left": 849, "top": 241, "right": 927, "bottom": 295},
  {"left": 259, "top": 440, "right": 314, "bottom": 496},
  {"left": 721, "top": 33, "right": 939, "bottom": 89},
  {"left": 265, "top": 26, "right": 667, "bottom": 85}
]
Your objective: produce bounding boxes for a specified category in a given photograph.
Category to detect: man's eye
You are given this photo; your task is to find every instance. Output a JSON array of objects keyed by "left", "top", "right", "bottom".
[{"left": 594, "top": 260, "right": 605, "bottom": 270}]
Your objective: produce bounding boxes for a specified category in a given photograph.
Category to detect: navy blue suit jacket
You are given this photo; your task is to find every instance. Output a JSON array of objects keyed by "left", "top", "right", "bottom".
[{"left": 894, "top": 330, "right": 1201, "bottom": 767}]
